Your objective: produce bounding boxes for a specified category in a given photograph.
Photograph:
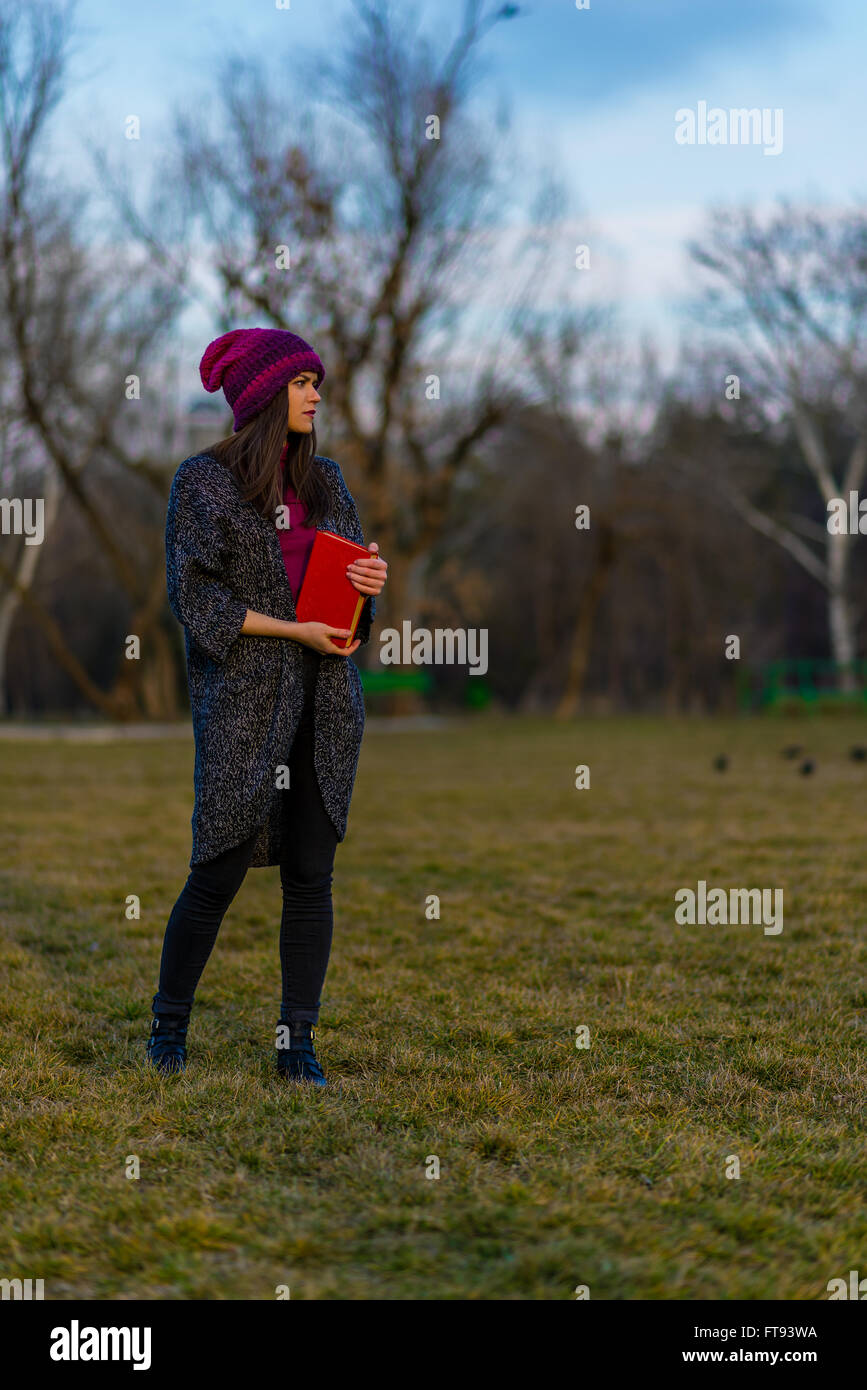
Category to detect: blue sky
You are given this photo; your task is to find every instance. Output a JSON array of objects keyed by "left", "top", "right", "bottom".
[{"left": 58, "top": 0, "right": 867, "bottom": 380}]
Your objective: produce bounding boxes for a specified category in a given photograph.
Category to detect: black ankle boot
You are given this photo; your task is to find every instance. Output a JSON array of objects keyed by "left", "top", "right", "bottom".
[
  {"left": 147, "top": 1007, "right": 190, "bottom": 1075},
  {"left": 276, "top": 1019, "right": 327, "bottom": 1087}
]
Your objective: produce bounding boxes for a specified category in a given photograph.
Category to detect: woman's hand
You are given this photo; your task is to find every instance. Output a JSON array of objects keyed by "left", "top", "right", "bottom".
[
  {"left": 346, "top": 542, "right": 388, "bottom": 596},
  {"left": 295, "top": 621, "right": 361, "bottom": 656}
]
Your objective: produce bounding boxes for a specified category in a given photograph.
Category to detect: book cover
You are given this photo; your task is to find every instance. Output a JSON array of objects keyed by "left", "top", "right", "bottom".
[{"left": 295, "top": 529, "right": 372, "bottom": 650}]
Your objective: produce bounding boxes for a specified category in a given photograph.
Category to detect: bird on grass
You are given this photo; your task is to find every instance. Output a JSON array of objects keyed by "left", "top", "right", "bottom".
[
  {"left": 799, "top": 759, "right": 815, "bottom": 776},
  {"left": 849, "top": 746, "right": 867, "bottom": 762},
  {"left": 713, "top": 755, "right": 728, "bottom": 771}
]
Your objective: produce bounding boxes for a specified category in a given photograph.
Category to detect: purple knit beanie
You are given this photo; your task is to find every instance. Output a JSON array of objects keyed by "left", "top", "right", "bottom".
[{"left": 199, "top": 327, "right": 326, "bottom": 432}]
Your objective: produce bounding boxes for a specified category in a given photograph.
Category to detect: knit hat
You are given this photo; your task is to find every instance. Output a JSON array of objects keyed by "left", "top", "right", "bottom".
[{"left": 199, "top": 327, "right": 326, "bottom": 432}]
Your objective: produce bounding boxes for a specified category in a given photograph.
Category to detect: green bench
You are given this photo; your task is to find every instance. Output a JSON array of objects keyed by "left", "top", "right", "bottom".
[
  {"left": 738, "top": 659, "right": 867, "bottom": 713},
  {"left": 359, "top": 667, "right": 492, "bottom": 708}
]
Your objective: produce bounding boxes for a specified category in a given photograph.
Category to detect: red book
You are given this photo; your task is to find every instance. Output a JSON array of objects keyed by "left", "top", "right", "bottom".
[{"left": 295, "top": 529, "right": 371, "bottom": 650}]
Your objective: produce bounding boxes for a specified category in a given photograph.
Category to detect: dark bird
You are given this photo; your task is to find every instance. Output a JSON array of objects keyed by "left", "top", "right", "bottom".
[
  {"left": 849, "top": 746, "right": 867, "bottom": 761},
  {"left": 799, "top": 759, "right": 815, "bottom": 775},
  {"left": 782, "top": 745, "right": 804, "bottom": 759},
  {"left": 713, "top": 755, "right": 728, "bottom": 772}
]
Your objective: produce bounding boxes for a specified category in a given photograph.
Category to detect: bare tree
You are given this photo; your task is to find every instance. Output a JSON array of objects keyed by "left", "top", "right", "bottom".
[
  {"left": 686, "top": 202, "right": 867, "bottom": 690},
  {"left": 109, "top": 0, "right": 569, "bottom": 708},
  {"left": 0, "top": 0, "right": 188, "bottom": 718}
]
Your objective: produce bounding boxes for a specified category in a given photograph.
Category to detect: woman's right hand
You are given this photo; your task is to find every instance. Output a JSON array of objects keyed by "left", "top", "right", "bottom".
[{"left": 294, "top": 621, "right": 361, "bottom": 656}]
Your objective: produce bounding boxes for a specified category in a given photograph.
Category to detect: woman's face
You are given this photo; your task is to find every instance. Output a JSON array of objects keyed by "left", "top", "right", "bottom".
[{"left": 287, "top": 371, "right": 321, "bottom": 433}]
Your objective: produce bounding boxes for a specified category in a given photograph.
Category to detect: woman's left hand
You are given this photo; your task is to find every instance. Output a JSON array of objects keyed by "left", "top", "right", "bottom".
[{"left": 346, "top": 542, "right": 388, "bottom": 597}]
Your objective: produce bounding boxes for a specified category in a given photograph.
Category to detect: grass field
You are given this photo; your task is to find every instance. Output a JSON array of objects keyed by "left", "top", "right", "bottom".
[{"left": 0, "top": 713, "right": 865, "bottom": 1300}]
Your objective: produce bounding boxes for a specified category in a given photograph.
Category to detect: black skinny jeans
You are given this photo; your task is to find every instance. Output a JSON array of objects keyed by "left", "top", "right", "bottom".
[{"left": 153, "top": 646, "right": 338, "bottom": 1027}]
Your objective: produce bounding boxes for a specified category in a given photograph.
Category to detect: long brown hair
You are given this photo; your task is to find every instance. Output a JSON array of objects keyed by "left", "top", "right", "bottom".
[{"left": 204, "top": 387, "right": 332, "bottom": 527}]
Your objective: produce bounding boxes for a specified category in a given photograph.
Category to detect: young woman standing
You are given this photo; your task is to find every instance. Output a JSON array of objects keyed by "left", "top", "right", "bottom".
[{"left": 147, "top": 327, "right": 387, "bottom": 1085}]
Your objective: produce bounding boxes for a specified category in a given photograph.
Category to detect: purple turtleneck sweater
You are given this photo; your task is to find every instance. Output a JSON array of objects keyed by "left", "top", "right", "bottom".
[{"left": 277, "top": 455, "right": 318, "bottom": 600}]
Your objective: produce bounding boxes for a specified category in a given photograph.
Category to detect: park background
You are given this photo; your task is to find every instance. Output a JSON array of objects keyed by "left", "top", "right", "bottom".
[{"left": 0, "top": 0, "right": 865, "bottom": 1301}]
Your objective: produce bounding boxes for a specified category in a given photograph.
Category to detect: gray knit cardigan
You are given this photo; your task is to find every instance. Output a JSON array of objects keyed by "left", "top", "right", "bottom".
[{"left": 165, "top": 450, "right": 376, "bottom": 867}]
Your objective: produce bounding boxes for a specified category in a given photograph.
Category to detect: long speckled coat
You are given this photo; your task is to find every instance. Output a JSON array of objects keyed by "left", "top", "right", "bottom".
[{"left": 165, "top": 450, "right": 375, "bottom": 867}]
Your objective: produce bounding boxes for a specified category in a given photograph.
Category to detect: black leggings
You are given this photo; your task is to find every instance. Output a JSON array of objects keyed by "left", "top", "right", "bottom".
[{"left": 152, "top": 648, "right": 339, "bottom": 1027}]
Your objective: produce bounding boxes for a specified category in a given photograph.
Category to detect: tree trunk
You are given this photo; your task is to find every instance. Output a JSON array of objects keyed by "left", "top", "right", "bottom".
[
  {"left": 827, "top": 530, "right": 857, "bottom": 693},
  {"left": 110, "top": 626, "right": 181, "bottom": 720},
  {"left": 555, "top": 525, "right": 615, "bottom": 719}
]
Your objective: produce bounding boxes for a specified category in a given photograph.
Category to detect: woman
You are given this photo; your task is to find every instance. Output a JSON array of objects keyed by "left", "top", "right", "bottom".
[{"left": 147, "top": 326, "right": 387, "bottom": 1085}]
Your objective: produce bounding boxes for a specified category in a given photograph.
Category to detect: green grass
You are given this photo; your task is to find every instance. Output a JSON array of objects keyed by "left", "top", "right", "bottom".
[{"left": 0, "top": 713, "right": 865, "bottom": 1299}]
